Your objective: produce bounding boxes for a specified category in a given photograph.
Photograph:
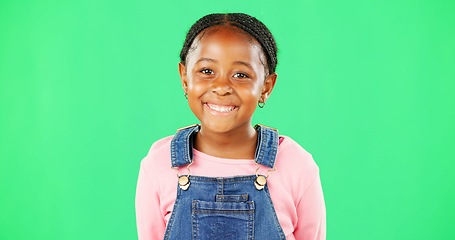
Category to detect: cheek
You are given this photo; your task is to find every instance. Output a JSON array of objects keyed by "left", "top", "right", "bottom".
[
  {"left": 250, "top": 81, "right": 264, "bottom": 96},
  {"left": 185, "top": 74, "right": 200, "bottom": 90},
  {"left": 186, "top": 78, "right": 210, "bottom": 98},
  {"left": 237, "top": 83, "right": 263, "bottom": 101},
  {"left": 187, "top": 81, "right": 204, "bottom": 92}
]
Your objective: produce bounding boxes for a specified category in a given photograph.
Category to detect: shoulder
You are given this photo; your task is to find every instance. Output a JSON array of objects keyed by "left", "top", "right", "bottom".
[
  {"left": 140, "top": 135, "right": 174, "bottom": 175},
  {"left": 277, "top": 135, "right": 318, "bottom": 170},
  {"left": 270, "top": 135, "right": 321, "bottom": 203},
  {"left": 146, "top": 135, "right": 173, "bottom": 157},
  {"left": 275, "top": 135, "right": 320, "bottom": 184}
]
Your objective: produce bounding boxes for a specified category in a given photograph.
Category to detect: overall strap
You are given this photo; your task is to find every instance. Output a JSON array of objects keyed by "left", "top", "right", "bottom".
[
  {"left": 170, "top": 124, "right": 200, "bottom": 168},
  {"left": 254, "top": 124, "right": 279, "bottom": 169},
  {"left": 170, "top": 124, "right": 279, "bottom": 169}
]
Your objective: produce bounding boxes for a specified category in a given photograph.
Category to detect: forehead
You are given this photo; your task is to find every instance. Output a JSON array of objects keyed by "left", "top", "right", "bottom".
[
  {"left": 196, "top": 25, "right": 257, "bottom": 44},
  {"left": 187, "top": 25, "right": 266, "bottom": 66}
]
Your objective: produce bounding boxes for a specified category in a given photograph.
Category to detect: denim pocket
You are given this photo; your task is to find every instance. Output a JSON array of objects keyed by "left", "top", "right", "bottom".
[
  {"left": 191, "top": 200, "right": 255, "bottom": 240},
  {"left": 215, "top": 194, "right": 249, "bottom": 202}
]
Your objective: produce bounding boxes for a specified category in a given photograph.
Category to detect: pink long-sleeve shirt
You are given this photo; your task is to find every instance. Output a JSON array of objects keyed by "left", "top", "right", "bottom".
[{"left": 135, "top": 135, "right": 326, "bottom": 239}]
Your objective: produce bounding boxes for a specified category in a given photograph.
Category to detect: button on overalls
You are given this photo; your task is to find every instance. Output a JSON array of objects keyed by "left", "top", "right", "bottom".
[{"left": 164, "top": 125, "right": 286, "bottom": 240}]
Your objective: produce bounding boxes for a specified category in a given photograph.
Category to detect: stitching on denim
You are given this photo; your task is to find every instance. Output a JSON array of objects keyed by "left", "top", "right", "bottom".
[
  {"left": 170, "top": 135, "right": 177, "bottom": 167},
  {"left": 255, "top": 126, "right": 279, "bottom": 169},
  {"left": 189, "top": 175, "right": 257, "bottom": 182},
  {"left": 191, "top": 200, "right": 198, "bottom": 240},
  {"left": 171, "top": 126, "right": 200, "bottom": 167},
  {"left": 263, "top": 186, "right": 286, "bottom": 239},
  {"left": 249, "top": 202, "right": 255, "bottom": 240},
  {"left": 163, "top": 188, "right": 180, "bottom": 240}
]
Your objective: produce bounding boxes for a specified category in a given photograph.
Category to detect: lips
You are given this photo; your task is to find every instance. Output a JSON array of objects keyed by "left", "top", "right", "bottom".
[{"left": 206, "top": 103, "right": 237, "bottom": 113}]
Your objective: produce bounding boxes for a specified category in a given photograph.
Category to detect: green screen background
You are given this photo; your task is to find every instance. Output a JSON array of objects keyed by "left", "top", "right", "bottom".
[{"left": 1, "top": 0, "right": 454, "bottom": 239}]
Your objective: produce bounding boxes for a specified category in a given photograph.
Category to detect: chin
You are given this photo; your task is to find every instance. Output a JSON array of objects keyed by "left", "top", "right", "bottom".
[
  {"left": 201, "top": 122, "right": 234, "bottom": 134},
  {"left": 200, "top": 120, "right": 252, "bottom": 135}
]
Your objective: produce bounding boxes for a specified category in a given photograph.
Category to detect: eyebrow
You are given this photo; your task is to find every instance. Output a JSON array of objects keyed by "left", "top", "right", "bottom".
[
  {"left": 233, "top": 61, "right": 253, "bottom": 70},
  {"left": 195, "top": 58, "right": 253, "bottom": 70},
  {"left": 195, "top": 58, "right": 217, "bottom": 64}
]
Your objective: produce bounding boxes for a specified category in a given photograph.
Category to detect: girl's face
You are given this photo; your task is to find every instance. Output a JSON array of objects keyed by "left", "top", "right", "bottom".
[{"left": 179, "top": 25, "right": 277, "bottom": 134}]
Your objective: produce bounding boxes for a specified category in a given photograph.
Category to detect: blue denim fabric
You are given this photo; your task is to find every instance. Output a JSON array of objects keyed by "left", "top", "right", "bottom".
[{"left": 164, "top": 125, "right": 285, "bottom": 240}]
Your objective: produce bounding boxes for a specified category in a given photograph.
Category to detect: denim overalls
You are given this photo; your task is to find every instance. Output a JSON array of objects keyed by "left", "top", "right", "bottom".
[{"left": 163, "top": 124, "right": 286, "bottom": 240}]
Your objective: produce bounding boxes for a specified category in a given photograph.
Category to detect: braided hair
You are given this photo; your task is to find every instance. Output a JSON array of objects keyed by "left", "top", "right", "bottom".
[{"left": 180, "top": 13, "right": 278, "bottom": 75}]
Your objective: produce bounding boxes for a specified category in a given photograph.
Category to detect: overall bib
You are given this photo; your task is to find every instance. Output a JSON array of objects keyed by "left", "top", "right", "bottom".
[{"left": 164, "top": 125, "right": 286, "bottom": 240}]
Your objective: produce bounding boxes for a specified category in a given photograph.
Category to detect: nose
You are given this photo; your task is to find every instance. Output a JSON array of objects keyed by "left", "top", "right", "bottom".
[{"left": 211, "top": 75, "right": 233, "bottom": 96}]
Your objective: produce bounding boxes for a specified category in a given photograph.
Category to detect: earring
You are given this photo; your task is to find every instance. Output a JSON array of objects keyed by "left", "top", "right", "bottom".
[
  {"left": 258, "top": 98, "right": 265, "bottom": 108},
  {"left": 184, "top": 92, "right": 188, "bottom": 99}
]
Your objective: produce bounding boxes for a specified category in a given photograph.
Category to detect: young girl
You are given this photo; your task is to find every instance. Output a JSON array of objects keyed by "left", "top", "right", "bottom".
[{"left": 136, "top": 13, "right": 326, "bottom": 240}]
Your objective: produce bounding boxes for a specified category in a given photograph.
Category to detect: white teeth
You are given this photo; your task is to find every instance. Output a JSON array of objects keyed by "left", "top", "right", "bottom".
[{"left": 207, "top": 103, "right": 235, "bottom": 113}]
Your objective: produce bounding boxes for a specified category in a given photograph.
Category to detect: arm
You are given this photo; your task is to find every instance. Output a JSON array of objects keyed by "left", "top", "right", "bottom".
[
  {"left": 135, "top": 163, "right": 166, "bottom": 240},
  {"left": 294, "top": 170, "right": 326, "bottom": 240}
]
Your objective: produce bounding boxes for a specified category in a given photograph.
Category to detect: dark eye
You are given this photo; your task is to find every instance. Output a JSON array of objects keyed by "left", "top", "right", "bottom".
[
  {"left": 233, "top": 72, "right": 249, "bottom": 78},
  {"left": 200, "top": 69, "right": 214, "bottom": 75}
]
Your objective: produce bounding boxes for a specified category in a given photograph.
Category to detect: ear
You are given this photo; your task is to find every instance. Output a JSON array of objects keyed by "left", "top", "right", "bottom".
[
  {"left": 178, "top": 62, "right": 188, "bottom": 92},
  {"left": 261, "top": 73, "right": 277, "bottom": 101}
]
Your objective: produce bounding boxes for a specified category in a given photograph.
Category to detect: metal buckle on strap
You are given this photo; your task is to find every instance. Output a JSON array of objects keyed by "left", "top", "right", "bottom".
[
  {"left": 254, "top": 162, "right": 277, "bottom": 190},
  {"left": 172, "top": 160, "right": 194, "bottom": 191}
]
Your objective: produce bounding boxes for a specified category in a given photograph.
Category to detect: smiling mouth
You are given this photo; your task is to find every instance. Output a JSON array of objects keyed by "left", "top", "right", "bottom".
[{"left": 206, "top": 103, "right": 237, "bottom": 113}]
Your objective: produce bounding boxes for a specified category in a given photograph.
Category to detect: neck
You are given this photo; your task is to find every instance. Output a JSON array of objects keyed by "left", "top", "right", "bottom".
[{"left": 194, "top": 124, "right": 257, "bottom": 159}]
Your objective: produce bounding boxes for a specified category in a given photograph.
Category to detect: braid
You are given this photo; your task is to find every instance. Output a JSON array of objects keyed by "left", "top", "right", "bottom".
[{"left": 179, "top": 13, "right": 278, "bottom": 74}]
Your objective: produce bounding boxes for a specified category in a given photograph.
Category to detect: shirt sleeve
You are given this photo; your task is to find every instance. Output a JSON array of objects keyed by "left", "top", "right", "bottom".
[
  {"left": 135, "top": 162, "right": 166, "bottom": 240},
  {"left": 293, "top": 168, "right": 326, "bottom": 240}
]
